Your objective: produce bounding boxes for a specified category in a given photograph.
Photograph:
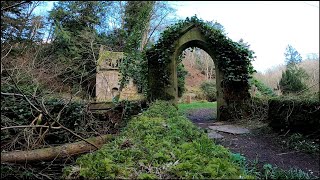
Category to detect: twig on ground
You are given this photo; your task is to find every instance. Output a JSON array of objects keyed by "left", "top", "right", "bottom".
[
  {"left": 277, "top": 151, "right": 299, "bottom": 156},
  {"left": 1, "top": 125, "right": 61, "bottom": 131},
  {"left": 279, "top": 129, "right": 290, "bottom": 137}
]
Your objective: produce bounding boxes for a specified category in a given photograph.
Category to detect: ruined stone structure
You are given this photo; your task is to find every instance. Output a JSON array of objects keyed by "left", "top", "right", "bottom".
[
  {"left": 96, "top": 47, "right": 143, "bottom": 102},
  {"left": 148, "top": 22, "right": 251, "bottom": 121}
]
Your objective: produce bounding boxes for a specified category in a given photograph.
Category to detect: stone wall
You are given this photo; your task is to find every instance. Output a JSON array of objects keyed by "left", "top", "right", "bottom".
[
  {"left": 96, "top": 47, "right": 143, "bottom": 102},
  {"left": 96, "top": 70, "right": 120, "bottom": 102}
]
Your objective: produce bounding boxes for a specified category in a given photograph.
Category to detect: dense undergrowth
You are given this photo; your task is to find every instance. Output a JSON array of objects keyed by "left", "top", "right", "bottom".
[
  {"left": 268, "top": 93, "right": 320, "bottom": 137},
  {"left": 1, "top": 90, "right": 135, "bottom": 152},
  {"left": 64, "top": 101, "right": 254, "bottom": 179}
]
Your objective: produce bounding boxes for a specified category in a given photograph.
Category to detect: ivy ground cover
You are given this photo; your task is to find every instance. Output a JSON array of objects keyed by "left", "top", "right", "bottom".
[{"left": 64, "top": 101, "right": 254, "bottom": 179}]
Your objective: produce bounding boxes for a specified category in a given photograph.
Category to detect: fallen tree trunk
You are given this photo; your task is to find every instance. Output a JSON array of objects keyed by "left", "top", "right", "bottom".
[{"left": 1, "top": 134, "right": 113, "bottom": 163}]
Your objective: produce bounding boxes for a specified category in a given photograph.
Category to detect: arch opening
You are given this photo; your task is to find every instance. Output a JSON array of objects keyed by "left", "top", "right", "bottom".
[
  {"left": 178, "top": 46, "right": 218, "bottom": 120},
  {"left": 111, "top": 87, "right": 120, "bottom": 98},
  {"left": 169, "top": 33, "right": 225, "bottom": 120},
  {"left": 175, "top": 37, "right": 222, "bottom": 118}
]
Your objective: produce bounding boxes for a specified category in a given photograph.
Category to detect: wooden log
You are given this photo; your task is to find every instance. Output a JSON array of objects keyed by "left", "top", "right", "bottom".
[{"left": 1, "top": 134, "right": 113, "bottom": 163}]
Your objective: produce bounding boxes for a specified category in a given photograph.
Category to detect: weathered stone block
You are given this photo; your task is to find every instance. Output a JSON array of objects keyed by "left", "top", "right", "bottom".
[{"left": 96, "top": 47, "right": 143, "bottom": 102}]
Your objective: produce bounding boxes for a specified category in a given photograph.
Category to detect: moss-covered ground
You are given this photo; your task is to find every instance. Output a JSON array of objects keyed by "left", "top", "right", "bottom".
[{"left": 64, "top": 101, "right": 253, "bottom": 179}]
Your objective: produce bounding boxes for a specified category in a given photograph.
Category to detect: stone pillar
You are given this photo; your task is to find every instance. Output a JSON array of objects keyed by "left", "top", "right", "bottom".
[
  {"left": 165, "top": 55, "right": 178, "bottom": 103},
  {"left": 186, "top": 95, "right": 191, "bottom": 104}
]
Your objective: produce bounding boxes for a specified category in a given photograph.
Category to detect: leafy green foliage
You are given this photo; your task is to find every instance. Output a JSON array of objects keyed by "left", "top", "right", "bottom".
[
  {"left": 1, "top": 93, "right": 88, "bottom": 145},
  {"left": 1, "top": 73, "right": 45, "bottom": 97},
  {"left": 98, "top": 28, "right": 126, "bottom": 51},
  {"left": 177, "top": 63, "right": 188, "bottom": 97},
  {"left": 66, "top": 101, "right": 254, "bottom": 179},
  {"left": 279, "top": 66, "right": 309, "bottom": 94},
  {"left": 262, "top": 164, "right": 318, "bottom": 179},
  {"left": 228, "top": 153, "right": 318, "bottom": 179},
  {"left": 1, "top": 1, "right": 44, "bottom": 43},
  {"left": 225, "top": 153, "right": 318, "bottom": 180},
  {"left": 268, "top": 96, "right": 320, "bottom": 137},
  {"left": 1, "top": 83, "right": 44, "bottom": 125},
  {"left": 119, "top": 1, "right": 155, "bottom": 94},
  {"left": 48, "top": 1, "right": 110, "bottom": 96},
  {"left": 147, "top": 15, "right": 255, "bottom": 101},
  {"left": 249, "top": 78, "right": 276, "bottom": 97},
  {"left": 280, "top": 45, "right": 309, "bottom": 95},
  {"left": 200, "top": 80, "right": 217, "bottom": 102},
  {"left": 283, "top": 133, "right": 319, "bottom": 154},
  {"left": 230, "top": 153, "right": 260, "bottom": 176}
]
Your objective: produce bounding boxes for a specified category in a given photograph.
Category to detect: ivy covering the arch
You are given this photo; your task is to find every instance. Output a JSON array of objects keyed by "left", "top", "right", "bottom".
[{"left": 146, "top": 16, "right": 256, "bottom": 101}]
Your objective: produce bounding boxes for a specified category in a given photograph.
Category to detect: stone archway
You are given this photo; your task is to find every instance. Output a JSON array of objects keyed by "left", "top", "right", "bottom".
[
  {"left": 165, "top": 24, "right": 225, "bottom": 120},
  {"left": 147, "top": 17, "right": 253, "bottom": 121}
]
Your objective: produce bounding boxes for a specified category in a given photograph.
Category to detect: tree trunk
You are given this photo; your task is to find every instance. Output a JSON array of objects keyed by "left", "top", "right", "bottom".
[
  {"left": 1, "top": 134, "right": 113, "bottom": 163},
  {"left": 140, "top": 24, "right": 150, "bottom": 50}
]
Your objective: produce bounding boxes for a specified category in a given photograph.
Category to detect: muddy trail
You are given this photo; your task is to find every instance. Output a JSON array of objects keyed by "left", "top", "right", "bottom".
[{"left": 186, "top": 108, "right": 320, "bottom": 177}]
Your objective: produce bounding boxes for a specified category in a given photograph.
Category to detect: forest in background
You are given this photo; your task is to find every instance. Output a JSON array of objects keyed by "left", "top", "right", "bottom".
[
  {"left": 2, "top": 1, "right": 318, "bottom": 101},
  {"left": 1, "top": 1, "right": 319, "bottom": 179}
]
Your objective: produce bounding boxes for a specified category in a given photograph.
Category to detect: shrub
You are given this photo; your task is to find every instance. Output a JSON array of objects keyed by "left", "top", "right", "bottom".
[
  {"left": 249, "top": 78, "right": 276, "bottom": 97},
  {"left": 200, "top": 80, "right": 216, "bottom": 102},
  {"left": 1, "top": 94, "right": 88, "bottom": 145},
  {"left": 268, "top": 95, "right": 320, "bottom": 135},
  {"left": 279, "top": 66, "right": 309, "bottom": 94},
  {"left": 1, "top": 72, "right": 45, "bottom": 97}
]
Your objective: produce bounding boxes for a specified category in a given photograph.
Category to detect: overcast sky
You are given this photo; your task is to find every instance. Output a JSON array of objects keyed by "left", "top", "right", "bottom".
[
  {"left": 37, "top": 1, "right": 319, "bottom": 73},
  {"left": 170, "top": 1, "right": 319, "bottom": 73}
]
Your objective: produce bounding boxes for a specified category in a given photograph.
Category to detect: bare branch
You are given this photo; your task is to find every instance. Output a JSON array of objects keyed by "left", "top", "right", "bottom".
[
  {"left": 1, "top": 92, "right": 26, "bottom": 97},
  {"left": 1, "top": 1, "right": 29, "bottom": 11},
  {"left": 2, "top": 67, "right": 42, "bottom": 112},
  {"left": 1, "top": 125, "right": 62, "bottom": 131},
  {"left": 56, "top": 121, "right": 99, "bottom": 149},
  {"left": 2, "top": 67, "right": 98, "bottom": 149},
  {"left": 1, "top": 45, "right": 13, "bottom": 61},
  {"left": 145, "top": 12, "right": 169, "bottom": 47}
]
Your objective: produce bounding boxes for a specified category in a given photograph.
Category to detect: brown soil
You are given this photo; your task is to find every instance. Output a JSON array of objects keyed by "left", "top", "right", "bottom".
[
  {"left": 188, "top": 108, "right": 320, "bottom": 177},
  {"left": 216, "top": 130, "right": 320, "bottom": 177}
]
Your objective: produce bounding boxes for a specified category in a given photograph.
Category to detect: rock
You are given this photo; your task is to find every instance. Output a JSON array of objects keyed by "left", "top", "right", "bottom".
[
  {"left": 211, "top": 122, "right": 225, "bottom": 126},
  {"left": 208, "top": 131, "right": 224, "bottom": 139},
  {"left": 208, "top": 125, "right": 250, "bottom": 134}
]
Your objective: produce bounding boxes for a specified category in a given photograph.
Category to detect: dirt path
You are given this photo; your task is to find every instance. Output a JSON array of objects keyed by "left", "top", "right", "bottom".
[{"left": 187, "top": 108, "right": 320, "bottom": 177}]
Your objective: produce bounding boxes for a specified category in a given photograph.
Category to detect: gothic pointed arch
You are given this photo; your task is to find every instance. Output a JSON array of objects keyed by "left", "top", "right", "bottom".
[{"left": 146, "top": 16, "right": 255, "bottom": 120}]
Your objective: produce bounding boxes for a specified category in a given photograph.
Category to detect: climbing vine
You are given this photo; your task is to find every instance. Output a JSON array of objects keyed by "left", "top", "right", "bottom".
[
  {"left": 146, "top": 15, "right": 256, "bottom": 101},
  {"left": 119, "top": 1, "right": 155, "bottom": 95}
]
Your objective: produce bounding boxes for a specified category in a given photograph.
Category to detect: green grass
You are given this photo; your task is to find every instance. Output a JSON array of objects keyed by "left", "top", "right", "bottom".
[
  {"left": 178, "top": 101, "right": 217, "bottom": 113},
  {"left": 64, "top": 101, "right": 253, "bottom": 179}
]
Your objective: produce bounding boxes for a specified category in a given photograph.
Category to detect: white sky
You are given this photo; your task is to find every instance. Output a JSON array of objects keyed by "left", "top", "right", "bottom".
[
  {"left": 37, "top": 1, "right": 319, "bottom": 73},
  {"left": 170, "top": 1, "right": 319, "bottom": 73}
]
